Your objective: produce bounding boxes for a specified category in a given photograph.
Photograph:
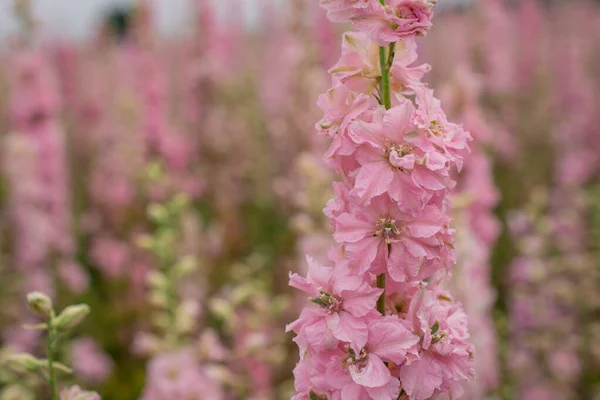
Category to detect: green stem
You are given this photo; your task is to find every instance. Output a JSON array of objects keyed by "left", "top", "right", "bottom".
[
  {"left": 377, "top": 274, "right": 386, "bottom": 315},
  {"left": 47, "top": 324, "right": 59, "bottom": 400},
  {"left": 379, "top": 47, "right": 391, "bottom": 109},
  {"left": 376, "top": 0, "right": 396, "bottom": 317}
]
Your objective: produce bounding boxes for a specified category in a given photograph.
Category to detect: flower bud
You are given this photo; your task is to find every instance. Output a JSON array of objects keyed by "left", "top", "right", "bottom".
[
  {"left": 147, "top": 204, "right": 168, "bottom": 224},
  {"left": 0, "top": 384, "right": 36, "bottom": 400},
  {"left": 170, "top": 193, "right": 189, "bottom": 211},
  {"left": 147, "top": 271, "right": 169, "bottom": 290},
  {"left": 205, "top": 365, "right": 236, "bottom": 387},
  {"left": 209, "top": 298, "right": 233, "bottom": 321},
  {"left": 172, "top": 255, "right": 197, "bottom": 278},
  {"left": 4, "top": 353, "right": 44, "bottom": 373},
  {"left": 146, "top": 162, "right": 163, "bottom": 181},
  {"left": 175, "top": 300, "right": 200, "bottom": 334},
  {"left": 135, "top": 234, "right": 154, "bottom": 251},
  {"left": 26, "top": 292, "right": 53, "bottom": 319},
  {"left": 148, "top": 292, "right": 169, "bottom": 308},
  {"left": 53, "top": 304, "right": 90, "bottom": 332},
  {"left": 151, "top": 311, "right": 171, "bottom": 330},
  {"left": 41, "top": 360, "right": 72, "bottom": 375}
]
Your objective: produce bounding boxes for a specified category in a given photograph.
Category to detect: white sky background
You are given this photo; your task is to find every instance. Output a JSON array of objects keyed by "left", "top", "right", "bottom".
[{"left": 0, "top": 0, "right": 468, "bottom": 41}]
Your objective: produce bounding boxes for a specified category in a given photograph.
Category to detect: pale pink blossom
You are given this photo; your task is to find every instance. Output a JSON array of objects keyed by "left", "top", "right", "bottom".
[
  {"left": 330, "top": 32, "right": 430, "bottom": 95},
  {"left": 351, "top": 0, "right": 435, "bottom": 45},
  {"left": 59, "top": 386, "right": 101, "bottom": 400},
  {"left": 287, "top": 256, "right": 383, "bottom": 351},
  {"left": 89, "top": 237, "right": 130, "bottom": 278},
  {"left": 333, "top": 194, "right": 455, "bottom": 282},
  {"left": 317, "top": 83, "right": 373, "bottom": 139},
  {"left": 140, "top": 349, "right": 224, "bottom": 400},
  {"left": 347, "top": 100, "right": 455, "bottom": 207},
  {"left": 57, "top": 261, "right": 90, "bottom": 294},
  {"left": 70, "top": 338, "right": 114, "bottom": 384},
  {"left": 320, "top": 0, "right": 370, "bottom": 23},
  {"left": 400, "top": 287, "right": 475, "bottom": 400},
  {"left": 324, "top": 316, "right": 418, "bottom": 397}
]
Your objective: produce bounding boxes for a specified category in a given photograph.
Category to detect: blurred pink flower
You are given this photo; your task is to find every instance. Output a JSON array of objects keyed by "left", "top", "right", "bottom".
[
  {"left": 140, "top": 349, "right": 224, "bottom": 400},
  {"left": 89, "top": 237, "right": 130, "bottom": 278},
  {"left": 60, "top": 386, "right": 101, "bottom": 400},
  {"left": 71, "top": 338, "right": 114, "bottom": 384},
  {"left": 58, "top": 261, "right": 90, "bottom": 294},
  {"left": 352, "top": 0, "right": 434, "bottom": 45}
]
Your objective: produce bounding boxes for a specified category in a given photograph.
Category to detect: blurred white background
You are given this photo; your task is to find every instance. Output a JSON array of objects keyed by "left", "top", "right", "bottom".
[
  {"left": 0, "top": 0, "right": 268, "bottom": 40},
  {"left": 0, "top": 0, "right": 468, "bottom": 41}
]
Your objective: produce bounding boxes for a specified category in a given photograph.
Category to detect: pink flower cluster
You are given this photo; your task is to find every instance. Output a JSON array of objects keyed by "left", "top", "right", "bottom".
[
  {"left": 288, "top": 2, "right": 474, "bottom": 399},
  {"left": 139, "top": 349, "right": 224, "bottom": 400},
  {"left": 322, "top": 0, "right": 435, "bottom": 44},
  {"left": 60, "top": 386, "right": 101, "bottom": 400}
]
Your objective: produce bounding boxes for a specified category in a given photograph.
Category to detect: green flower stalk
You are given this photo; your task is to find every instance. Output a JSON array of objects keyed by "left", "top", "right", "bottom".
[
  {"left": 1, "top": 292, "right": 94, "bottom": 400},
  {"left": 137, "top": 166, "right": 203, "bottom": 352}
]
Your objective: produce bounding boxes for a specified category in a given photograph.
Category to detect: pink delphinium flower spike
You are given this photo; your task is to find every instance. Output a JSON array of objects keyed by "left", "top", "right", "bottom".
[{"left": 289, "top": 1, "right": 474, "bottom": 399}]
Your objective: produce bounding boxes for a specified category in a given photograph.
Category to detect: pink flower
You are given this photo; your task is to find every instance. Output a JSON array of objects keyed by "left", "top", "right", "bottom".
[
  {"left": 140, "top": 349, "right": 224, "bottom": 400},
  {"left": 412, "top": 86, "right": 471, "bottom": 170},
  {"left": 89, "top": 237, "right": 130, "bottom": 278},
  {"left": 60, "top": 386, "right": 101, "bottom": 400},
  {"left": 330, "top": 32, "right": 383, "bottom": 95},
  {"left": 351, "top": 0, "right": 435, "bottom": 45},
  {"left": 317, "top": 83, "right": 374, "bottom": 172},
  {"left": 287, "top": 256, "right": 383, "bottom": 351},
  {"left": 400, "top": 288, "right": 475, "bottom": 399},
  {"left": 320, "top": 0, "right": 371, "bottom": 23},
  {"left": 291, "top": 350, "right": 337, "bottom": 400},
  {"left": 330, "top": 32, "right": 430, "bottom": 96},
  {"left": 324, "top": 316, "right": 418, "bottom": 399},
  {"left": 317, "top": 83, "right": 374, "bottom": 139},
  {"left": 70, "top": 338, "right": 114, "bottom": 384},
  {"left": 9, "top": 51, "right": 62, "bottom": 134},
  {"left": 333, "top": 193, "right": 455, "bottom": 282},
  {"left": 57, "top": 261, "right": 89, "bottom": 294},
  {"left": 324, "top": 182, "right": 353, "bottom": 221},
  {"left": 390, "top": 38, "right": 431, "bottom": 93},
  {"left": 348, "top": 100, "right": 455, "bottom": 207}
]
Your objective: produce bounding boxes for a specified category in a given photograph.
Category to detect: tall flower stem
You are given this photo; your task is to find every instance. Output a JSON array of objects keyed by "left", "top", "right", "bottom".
[
  {"left": 376, "top": 0, "right": 395, "bottom": 315},
  {"left": 379, "top": 46, "right": 390, "bottom": 110},
  {"left": 47, "top": 320, "right": 59, "bottom": 400}
]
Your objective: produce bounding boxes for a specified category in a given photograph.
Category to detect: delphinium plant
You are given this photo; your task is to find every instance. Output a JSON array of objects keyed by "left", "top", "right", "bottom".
[
  {"left": 287, "top": 1, "right": 475, "bottom": 399},
  {"left": 135, "top": 163, "right": 224, "bottom": 400},
  {"left": 1, "top": 292, "right": 97, "bottom": 400},
  {"left": 209, "top": 254, "right": 292, "bottom": 399}
]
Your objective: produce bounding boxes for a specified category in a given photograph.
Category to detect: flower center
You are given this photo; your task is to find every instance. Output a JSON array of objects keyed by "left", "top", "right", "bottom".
[
  {"left": 386, "top": 143, "right": 413, "bottom": 157},
  {"left": 310, "top": 291, "right": 343, "bottom": 312},
  {"left": 430, "top": 320, "right": 447, "bottom": 345},
  {"left": 343, "top": 346, "right": 369, "bottom": 371},
  {"left": 375, "top": 218, "right": 401, "bottom": 244},
  {"left": 429, "top": 120, "right": 444, "bottom": 136}
]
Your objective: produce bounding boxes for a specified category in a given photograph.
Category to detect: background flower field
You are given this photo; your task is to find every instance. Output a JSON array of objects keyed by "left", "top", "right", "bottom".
[{"left": 0, "top": 0, "right": 599, "bottom": 399}]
